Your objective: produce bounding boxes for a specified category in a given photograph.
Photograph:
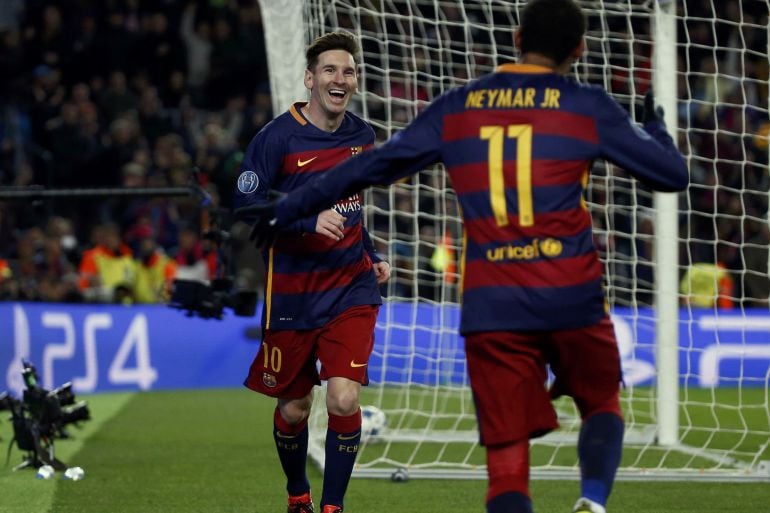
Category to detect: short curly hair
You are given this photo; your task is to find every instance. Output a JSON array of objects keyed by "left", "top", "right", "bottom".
[
  {"left": 519, "top": 0, "right": 586, "bottom": 64},
  {"left": 306, "top": 31, "right": 360, "bottom": 72}
]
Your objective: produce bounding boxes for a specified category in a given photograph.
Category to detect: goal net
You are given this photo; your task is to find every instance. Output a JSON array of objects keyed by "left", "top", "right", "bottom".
[{"left": 258, "top": 0, "right": 770, "bottom": 481}]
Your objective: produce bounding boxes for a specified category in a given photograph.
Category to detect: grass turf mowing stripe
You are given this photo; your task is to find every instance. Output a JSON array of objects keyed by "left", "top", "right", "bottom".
[
  {"left": 49, "top": 388, "right": 286, "bottom": 513},
  {"left": 3, "top": 388, "right": 767, "bottom": 513},
  {"left": 0, "top": 392, "right": 134, "bottom": 513}
]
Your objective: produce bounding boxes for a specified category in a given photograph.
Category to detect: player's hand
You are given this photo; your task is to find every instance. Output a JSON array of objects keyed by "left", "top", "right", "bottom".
[
  {"left": 642, "top": 88, "right": 665, "bottom": 125},
  {"left": 372, "top": 261, "right": 390, "bottom": 284},
  {"left": 316, "top": 209, "right": 346, "bottom": 241},
  {"left": 248, "top": 213, "right": 279, "bottom": 249},
  {"left": 234, "top": 190, "right": 286, "bottom": 249}
]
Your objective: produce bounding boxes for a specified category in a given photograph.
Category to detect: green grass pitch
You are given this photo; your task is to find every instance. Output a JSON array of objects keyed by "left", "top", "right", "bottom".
[{"left": 1, "top": 388, "right": 767, "bottom": 512}]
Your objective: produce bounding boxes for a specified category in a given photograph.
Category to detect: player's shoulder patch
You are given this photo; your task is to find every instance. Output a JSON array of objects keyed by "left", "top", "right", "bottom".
[{"left": 237, "top": 170, "right": 259, "bottom": 194}]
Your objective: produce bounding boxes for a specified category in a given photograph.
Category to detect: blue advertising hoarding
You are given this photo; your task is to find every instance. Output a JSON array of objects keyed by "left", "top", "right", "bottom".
[{"left": 1, "top": 302, "right": 768, "bottom": 396}]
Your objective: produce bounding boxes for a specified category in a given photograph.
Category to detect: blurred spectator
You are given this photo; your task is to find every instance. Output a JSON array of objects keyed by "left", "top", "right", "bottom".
[
  {"left": 236, "top": 0, "right": 268, "bottom": 99},
  {"left": 97, "top": 116, "right": 145, "bottom": 186},
  {"left": 0, "top": 255, "right": 13, "bottom": 299},
  {"left": 180, "top": 1, "right": 212, "bottom": 102},
  {"left": 0, "top": 0, "right": 24, "bottom": 32},
  {"left": 22, "top": 4, "right": 66, "bottom": 70},
  {"left": 0, "top": 27, "right": 25, "bottom": 98},
  {"left": 174, "top": 224, "right": 215, "bottom": 282},
  {"left": 77, "top": 223, "right": 135, "bottom": 303},
  {"left": 0, "top": 99, "right": 32, "bottom": 186},
  {"left": 122, "top": 161, "right": 147, "bottom": 188},
  {"left": 238, "top": 84, "right": 272, "bottom": 147},
  {"left": 36, "top": 232, "right": 81, "bottom": 302},
  {"left": 14, "top": 226, "right": 46, "bottom": 300},
  {"left": 741, "top": 220, "right": 770, "bottom": 307},
  {"left": 137, "top": 87, "right": 174, "bottom": 146},
  {"left": 133, "top": 232, "right": 177, "bottom": 304},
  {"left": 28, "top": 64, "right": 65, "bottom": 147},
  {"left": 207, "top": 16, "right": 246, "bottom": 109},
  {"left": 45, "top": 100, "right": 97, "bottom": 187},
  {"left": 122, "top": 174, "right": 181, "bottom": 250},
  {"left": 45, "top": 215, "right": 79, "bottom": 266},
  {"left": 95, "top": 7, "right": 138, "bottom": 77},
  {"left": 680, "top": 260, "right": 735, "bottom": 309},
  {"left": 12, "top": 226, "right": 79, "bottom": 302},
  {"left": 138, "top": 11, "right": 186, "bottom": 94},
  {"left": 66, "top": 10, "right": 99, "bottom": 85},
  {"left": 98, "top": 70, "right": 138, "bottom": 123}
]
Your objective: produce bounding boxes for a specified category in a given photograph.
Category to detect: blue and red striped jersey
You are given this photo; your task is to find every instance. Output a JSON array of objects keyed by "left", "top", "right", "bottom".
[
  {"left": 234, "top": 102, "right": 382, "bottom": 331},
  {"left": 276, "top": 64, "right": 688, "bottom": 334}
]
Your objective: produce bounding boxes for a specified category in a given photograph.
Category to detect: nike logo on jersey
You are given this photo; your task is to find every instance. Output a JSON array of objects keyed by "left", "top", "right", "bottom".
[
  {"left": 350, "top": 360, "right": 368, "bottom": 368},
  {"left": 297, "top": 156, "right": 318, "bottom": 167},
  {"left": 337, "top": 432, "right": 361, "bottom": 441}
]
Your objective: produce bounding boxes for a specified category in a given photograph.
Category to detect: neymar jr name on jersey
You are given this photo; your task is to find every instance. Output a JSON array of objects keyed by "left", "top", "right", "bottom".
[{"left": 464, "top": 87, "right": 561, "bottom": 110}]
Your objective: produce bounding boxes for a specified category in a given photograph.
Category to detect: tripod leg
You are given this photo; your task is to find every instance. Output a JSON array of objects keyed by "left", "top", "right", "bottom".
[
  {"left": 35, "top": 438, "right": 66, "bottom": 471},
  {"left": 11, "top": 457, "right": 35, "bottom": 472}
]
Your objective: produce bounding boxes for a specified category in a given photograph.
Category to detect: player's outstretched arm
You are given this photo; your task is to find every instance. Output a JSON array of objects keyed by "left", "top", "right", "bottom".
[
  {"left": 597, "top": 88, "right": 689, "bottom": 192},
  {"left": 274, "top": 99, "right": 445, "bottom": 229}
]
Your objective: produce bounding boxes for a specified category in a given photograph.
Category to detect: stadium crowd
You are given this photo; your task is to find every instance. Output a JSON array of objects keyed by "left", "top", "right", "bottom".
[
  {"left": 0, "top": 0, "right": 270, "bottom": 303},
  {"left": 0, "top": 0, "right": 768, "bottom": 307}
]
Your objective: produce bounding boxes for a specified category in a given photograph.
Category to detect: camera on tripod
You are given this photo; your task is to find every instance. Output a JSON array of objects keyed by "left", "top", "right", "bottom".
[
  {"left": 1, "top": 360, "right": 91, "bottom": 471},
  {"left": 169, "top": 276, "right": 257, "bottom": 320}
]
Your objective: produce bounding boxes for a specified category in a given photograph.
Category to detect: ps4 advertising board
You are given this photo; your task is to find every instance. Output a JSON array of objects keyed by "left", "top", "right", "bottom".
[{"left": 0, "top": 302, "right": 768, "bottom": 395}]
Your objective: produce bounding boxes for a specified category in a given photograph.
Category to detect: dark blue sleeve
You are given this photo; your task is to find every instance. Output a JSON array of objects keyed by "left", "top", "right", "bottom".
[
  {"left": 277, "top": 98, "right": 445, "bottom": 224},
  {"left": 593, "top": 90, "right": 688, "bottom": 192},
  {"left": 361, "top": 226, "right": 382, "bottom": 263},
  {"left": 234, "top": 127, "right": 317, "bottom": 233}
]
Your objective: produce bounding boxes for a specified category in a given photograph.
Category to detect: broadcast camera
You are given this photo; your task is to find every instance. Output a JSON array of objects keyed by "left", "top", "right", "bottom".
[
  {"left": 169, "top": 276, "right": 257, "bottom": 320},
  {"left": 1, "top": 361, "right": 91, "bottom": 471},
  {"left": 168, "top": 216, "right": 257, "bottom": 320}
]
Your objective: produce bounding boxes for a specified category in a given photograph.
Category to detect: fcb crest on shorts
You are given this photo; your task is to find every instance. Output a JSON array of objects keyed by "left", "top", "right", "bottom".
[
  {"left": 350, "top": 146, "right": 363, "bottom": 155},
  {"left": 262, "top": 372, "right": 277, "bottom": 388}
]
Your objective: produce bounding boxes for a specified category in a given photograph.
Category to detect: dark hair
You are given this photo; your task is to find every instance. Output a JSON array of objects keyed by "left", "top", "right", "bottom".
[
  {"left": 306, "top": 31, "right": 360, "bottom": 71},
  {"left": 519, "top": 0, "right": 586, "bottom": 64}
]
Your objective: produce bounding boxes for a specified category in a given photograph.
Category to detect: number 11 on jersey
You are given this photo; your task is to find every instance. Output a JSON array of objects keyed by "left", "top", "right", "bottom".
[{"left": 480, "top": 124, "right": 534, "bottom": 227}]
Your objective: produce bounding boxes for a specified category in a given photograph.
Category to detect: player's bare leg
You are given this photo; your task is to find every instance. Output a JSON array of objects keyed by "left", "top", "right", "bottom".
[
  {"left": 321, "top": 376, "right": 363, "bottom": 512},
  {"left": 277, "top": 393, "right": 315, "bottom": 513}
]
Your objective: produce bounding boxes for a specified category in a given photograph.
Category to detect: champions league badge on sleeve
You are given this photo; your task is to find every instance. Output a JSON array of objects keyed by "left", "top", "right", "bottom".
[{"left": 237, "top": 171, "right": 259, "bottom": 194}]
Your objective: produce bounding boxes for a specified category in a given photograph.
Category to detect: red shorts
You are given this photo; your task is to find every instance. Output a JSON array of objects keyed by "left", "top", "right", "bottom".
[
  {"left": 244, "top": 304, "right": 378, "bottom": 399},
  {"left": 464, "top": 316, "right": 622, "bottom": 447}
]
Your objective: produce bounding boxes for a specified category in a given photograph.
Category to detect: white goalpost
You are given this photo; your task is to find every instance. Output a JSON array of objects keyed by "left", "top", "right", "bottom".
[{"left": 257, "top": 0, "right": 770, "bottom": 482}]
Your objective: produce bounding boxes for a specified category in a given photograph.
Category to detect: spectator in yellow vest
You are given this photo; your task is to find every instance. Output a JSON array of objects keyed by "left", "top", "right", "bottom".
[
  {"left": 133, "top": 235, "right": 177, "bottom": 304},
  {"left": 78, "top": 223, "right": 135, "bottom": 303},
  {"left": 0, "top": 258, "right": 14, "bottom": 299},
  {"left": 0, "top": 258, "right": 10, "bottom": 282},
  {"left": 680, "top": 261, "right": 734, "bottom": 309}
]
